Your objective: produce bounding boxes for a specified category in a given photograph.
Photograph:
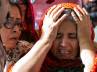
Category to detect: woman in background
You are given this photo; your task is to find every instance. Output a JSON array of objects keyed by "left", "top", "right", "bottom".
[{"left": 0, "top": 0, "right": 33, "bottom": 72}]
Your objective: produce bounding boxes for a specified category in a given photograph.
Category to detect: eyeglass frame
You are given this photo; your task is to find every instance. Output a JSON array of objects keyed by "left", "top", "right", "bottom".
[{"left": 2, "top": 17, "right": 23, "bottom": 29}]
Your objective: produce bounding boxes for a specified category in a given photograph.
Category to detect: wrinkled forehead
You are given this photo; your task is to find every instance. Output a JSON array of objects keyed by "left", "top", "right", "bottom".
[{"left": 60, "top": 19, "right": 77, "bottom": 32}]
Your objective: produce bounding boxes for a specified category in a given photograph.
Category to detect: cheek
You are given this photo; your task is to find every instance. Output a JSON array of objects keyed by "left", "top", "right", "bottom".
[
  {"left": 51, "top": 40, "right": 60, "bottom": 53},
  {"left": 18, "top": 31, "right": 21, "bottom": 37},
  {"left": 71, "top": 40, "right": 79, "bottom": 53},
  {"left": 0, "top": 30, "right": 9, "bottom": 42}
]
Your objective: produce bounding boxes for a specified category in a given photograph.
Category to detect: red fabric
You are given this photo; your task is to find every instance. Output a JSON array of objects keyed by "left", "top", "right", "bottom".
[
  {"left": 40, "top": 52, "right": 82, "bottom": 72},
  {"left": 19, "top": 0, "right": 39, "bottom": 41},
  {"left": 26, "top": 0, "right": 39, "bottom": 41}
]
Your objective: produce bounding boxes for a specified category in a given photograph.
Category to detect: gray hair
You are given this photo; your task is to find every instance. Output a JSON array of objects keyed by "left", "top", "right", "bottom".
[{"left": 0, "top": 0, "right": 9, "bottom": 27}]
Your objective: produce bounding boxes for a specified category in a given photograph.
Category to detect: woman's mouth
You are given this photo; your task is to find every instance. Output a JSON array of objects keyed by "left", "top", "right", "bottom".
[{"left": 10, "top": 37, "right": 18, "bottom": 42}]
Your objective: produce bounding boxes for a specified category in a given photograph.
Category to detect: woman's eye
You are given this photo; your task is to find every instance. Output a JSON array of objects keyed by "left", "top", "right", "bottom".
[
  {"left": 56, "top": 33, "right": 63, "bottom": 39},
  {"left": 68, "top": 33, "right": 77, "bottom": 39}
]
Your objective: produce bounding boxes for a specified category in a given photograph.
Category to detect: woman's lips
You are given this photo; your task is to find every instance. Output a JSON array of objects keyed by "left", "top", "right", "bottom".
[
  {"left": 58, "top": 47, "right": 72, "bottom": 54},
  {"left": 9, "top": 37, "right": 18, "bottom": 42}
]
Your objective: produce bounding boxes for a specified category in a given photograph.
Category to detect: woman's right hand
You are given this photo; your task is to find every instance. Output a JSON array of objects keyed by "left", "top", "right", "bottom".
[{"left": 41, "top": 5, "right": 67, "bottom": 42}]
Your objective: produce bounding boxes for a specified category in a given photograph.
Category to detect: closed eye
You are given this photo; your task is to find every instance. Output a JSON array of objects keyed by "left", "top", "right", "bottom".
[
  {"left": 56, "top": 33, "right": 63, "bottom": 39},
  {"left": 68, "top": 33, "right": 77, "bottom": 39}
]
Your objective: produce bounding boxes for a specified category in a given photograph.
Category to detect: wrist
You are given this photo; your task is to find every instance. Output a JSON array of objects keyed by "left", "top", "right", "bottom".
[{"left": 39, "top": 36, "right": 53, "bottom": 45}]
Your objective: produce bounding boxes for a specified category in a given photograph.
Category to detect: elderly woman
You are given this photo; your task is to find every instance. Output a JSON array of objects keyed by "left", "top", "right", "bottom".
[
  {"left": 0, "top": 0, "right": 33, "bottom": 72},
  {"left": 10, "top": 3, "right": 97, "bottom": 72}
]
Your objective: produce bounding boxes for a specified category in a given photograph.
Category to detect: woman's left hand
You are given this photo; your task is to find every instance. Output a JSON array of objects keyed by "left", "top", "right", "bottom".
[
  {"left": 71, "top": 5, "right": 93, "bottom": 42},
  {"left": 71, "top": 5, "right": 96, "bottom": 72}
]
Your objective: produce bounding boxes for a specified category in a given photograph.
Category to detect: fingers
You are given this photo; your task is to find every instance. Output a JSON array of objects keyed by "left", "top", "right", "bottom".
[
  {"left": 77, "top": 5, "right": 85, "bottom": 15},
  {"left": 83, "top": 8, "right": 90, "bottom": 17},
  {"left": 57, "top": 14, "right": 68, "bottom": 25},
  {"left": 47, "top": 5, "right": 62, "bottom": 17},
  {"left": 73, "top": 5, "right": 90, "bottom": 21},
  {"left": 47, "top": 5, "right": 56, "bottom": 16},
  {"left": 50, "top": 5, "right": 62, "bottom": 17},
  {"left": 46, "top": 5, "right": 66, "bottom": 22},
  {"left": 71, "top": 11, "right": 80, "bottom": 24},
  {"left": 72, "top": 5, "right": 93, "bottom": 39},
  {"left": 73, "top": 6, "right": 83, "bottom": 21},
  {"left": 43, "top": 5, "right": 68, "bottom": 33},
  {"left": 53, "top": 7, "right": 64, "bottom": 21}
]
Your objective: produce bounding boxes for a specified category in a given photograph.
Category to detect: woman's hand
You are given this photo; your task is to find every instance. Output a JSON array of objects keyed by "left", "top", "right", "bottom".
[
  {"left": 41, "top": 5, "right": 67, "bottom": 42},
  {"left": 71, "top": 5, "right": 92, "bottom": 42},
  {"left": 72, "top": 5, "right": 95, "bottom": 72}
]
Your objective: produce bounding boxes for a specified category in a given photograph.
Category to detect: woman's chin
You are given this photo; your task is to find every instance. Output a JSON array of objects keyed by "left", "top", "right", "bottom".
[
  {"left": 4, "top": 43, "right": 17, "bottom": 49},
  {"left": 57, "top": 56, "right": 76, "bottom": 60}
]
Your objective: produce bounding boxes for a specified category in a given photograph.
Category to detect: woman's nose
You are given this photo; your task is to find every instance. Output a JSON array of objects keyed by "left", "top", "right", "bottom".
[
  {"left": 12, "top": 25, "right": 21, "bottom": 33},
  {"left": 60, "top": 37, "right": 69, "bottom": 47}
]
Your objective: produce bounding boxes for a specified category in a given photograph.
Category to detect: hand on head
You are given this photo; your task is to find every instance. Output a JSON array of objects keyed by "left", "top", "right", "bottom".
[
  {"left": 41, "top": 5, "right": 68, "bottom": 42},
  {"left": 71, "top": 5, "right": 93, "bottom": 42}
]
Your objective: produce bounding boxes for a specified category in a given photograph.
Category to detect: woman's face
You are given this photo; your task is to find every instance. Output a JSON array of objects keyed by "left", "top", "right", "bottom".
[
  {"left": 0, "top": 5, "right": 21, "bottom": 49},
  {"left": 51, "top": 19, "right": 79, "bottom": 60}
]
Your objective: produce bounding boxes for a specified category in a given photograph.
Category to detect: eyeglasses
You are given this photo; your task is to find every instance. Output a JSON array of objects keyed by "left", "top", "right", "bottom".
[{"left": 4, "top": 17, "right": 22, "bottom": 29}]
